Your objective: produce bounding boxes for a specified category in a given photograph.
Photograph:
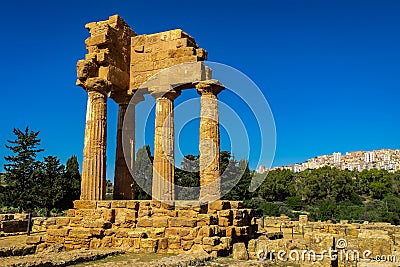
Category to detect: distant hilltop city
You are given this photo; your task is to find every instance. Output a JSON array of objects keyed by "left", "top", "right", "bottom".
[{"left": 257, "top": 149, "right": 400, "bottom": 173}]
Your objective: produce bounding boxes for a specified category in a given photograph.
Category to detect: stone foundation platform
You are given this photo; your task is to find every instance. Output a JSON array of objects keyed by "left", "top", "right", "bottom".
[{"left": 44, "top": 200, "right": 257, "bottom": 256}]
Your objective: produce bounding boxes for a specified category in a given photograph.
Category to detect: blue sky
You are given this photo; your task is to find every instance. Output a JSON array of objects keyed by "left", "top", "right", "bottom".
[{"left": 1, "top": 0, "right": 399, "bottom": 180}]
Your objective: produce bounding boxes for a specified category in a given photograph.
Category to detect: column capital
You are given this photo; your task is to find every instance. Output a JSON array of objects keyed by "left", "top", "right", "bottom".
[
  {"left": 77, "top": 77, "right": 111, "bottom": 95},
  {"left": 196, "top": 79, "right": 225, "bottom": 96}
]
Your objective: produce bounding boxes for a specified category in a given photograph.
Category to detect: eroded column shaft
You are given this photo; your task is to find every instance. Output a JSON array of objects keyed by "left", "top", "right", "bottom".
[
  {"left": 81, "top": 90, "right": 107, "bottom": 200},
  {"left": 199, "top": 92, "right": 221, "bottom": 200},
  {"left": 152, "top": 96, "right": 175, "bottom": 201},
  {"left": 113, "top": 103, "right": 135, "bottom": 200}
]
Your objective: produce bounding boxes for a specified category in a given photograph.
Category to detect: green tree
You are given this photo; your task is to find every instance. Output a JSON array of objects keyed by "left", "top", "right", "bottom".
[
  {"left": 175, "top": 155, "right": 200, "bottom": 200},
  {"left": 286, "top": 196, "right": 303, "bottom": 211},
  {"left": 314, "top": 199, "right": 338, "bottom": 221},
  {"left": 298, "top": 167, "right": 355, "bottom": 204},
  {"left": 36, "top": 156, "right": 66, "bottom": 216},
  {"left": 358, "top": 169, "right": 393, "bottom": 199},
  {"left": 259, "top": 169, "right": 295, "bottom": 202},
  {"left": 223, "top": 159, "right": 253, "bottom": 201},
  {"left": 133, "top": 145, "right": 152, "bottom": 200},
  {"left": 220, "top": 152, "right": 247, "bottom": 200},
  {"left": 3, "top": 127, "right": 43, "bottom": 212},
  {"left": 56, "top": 155, "right": 81, "bottom": 210}
]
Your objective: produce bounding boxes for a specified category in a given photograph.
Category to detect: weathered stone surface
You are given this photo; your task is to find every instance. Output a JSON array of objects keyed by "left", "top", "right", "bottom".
[
  {"left": 232, "top": 242, "right": 249, "bottom": 260},
  {"left": 208, "top": 201, "right": 231, "bottom": 211},
  {"left": 196, "top": 80, "right": 224, "bottom": 202},
  {"left": 151, "top": 92, "right": 179, "bottom": 202},
  {"left": 79, "top": 88, "right": 108, "bottom": 200}
]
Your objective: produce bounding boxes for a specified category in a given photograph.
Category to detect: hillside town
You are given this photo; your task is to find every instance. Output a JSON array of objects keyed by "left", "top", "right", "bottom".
[{"left": 257, "top": 149, "right": 400, "bottom": 173}]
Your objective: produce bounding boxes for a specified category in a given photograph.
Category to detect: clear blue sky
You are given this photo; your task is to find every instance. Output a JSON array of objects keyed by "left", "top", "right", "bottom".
[{"left": 1, "top": 0, "right": 399, "bottom": 180}]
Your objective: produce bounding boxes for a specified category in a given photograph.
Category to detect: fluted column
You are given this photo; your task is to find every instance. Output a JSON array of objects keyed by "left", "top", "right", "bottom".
[
  {"left": 113, "top": 93, "right": 144, "bottom": 200},
  {"left": 80, "top": 78, "right": 110, "bottom": 200},
  {"left": 151, "top": 91, "right": 180, "bottom": 202},
  {"left": 196, "top": 80, "right": 224, "bottom": 202},
  {"left": 113, "top": 103, "right": 134, "bottom": 200}
]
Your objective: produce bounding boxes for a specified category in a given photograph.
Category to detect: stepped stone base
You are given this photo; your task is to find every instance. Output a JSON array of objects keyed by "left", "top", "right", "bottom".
[{"left": 43, "top": 200, "right": 257, "bottom": 255}]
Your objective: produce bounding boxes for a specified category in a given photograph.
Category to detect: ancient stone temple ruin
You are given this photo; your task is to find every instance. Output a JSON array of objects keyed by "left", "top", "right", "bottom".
[
  {"left": 76, "top": 14, "right": 221, "bottom": 202},
  {"left": 43, "top": 15, "right": 257, "bottom": 255}
]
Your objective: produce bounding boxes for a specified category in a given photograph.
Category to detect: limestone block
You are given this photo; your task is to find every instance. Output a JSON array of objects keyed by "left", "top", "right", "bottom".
[
  {"left": 137, "top": 216, "right": 153, "bottom": 227},
  {"left": 197, "top": 226, "right": 214, "bottom": 238},
  {"left": 112, "top": 237, "right": 124, "bottom": 247},
  {"left": 97, "top": 201, "right": 112, "bottom": 209},
  {"left": 74, "top": 209, "right": 102, "bottom": 219},
  {"left": 74, "top": 200, "right": 97, "bottom": 209},
  {"left": 82, "top": 219, "right": 111, "bottom": 229},
  {"left": 115, "top": 229, "right": 130, "bottom": 238},
  {"left": 169, "top": 217, "right": 196, "bottom": 228},
  {"left": 104, "top": 229, "right": 115, "bottom": 236},
  {"left": 98, "top": 65, "right": 129, "bottom": 90},
  {"left": 85, "top": 33, "right": 109, "bottom": 47},
  {"left": 45, "top": 235, "right": 65, "bottom": 244},
  {"left": 182, "top": 228, "right": 199, "bottom": 241},
  {"left": 89, "top": 238, "right": 102, "bottom": 249},
  {"left": 69, "top": 217, "right": 82, "bottom": 227},
  {"left": 203, "top": 236, "right": 220, "bottom": 246},
  {"left": 138, "top": 209, "right": 152, "bottom": 217},
  {"left": 168, "top": 236, "right": 181, "bottom": 249},
  {"left": 26, "top": 235, "right": 42, "bottom": 245},
  {"left": 111, "top": 200, "right": 127, "bottom": 208},
  {"left": 101, "top": 209, "right": 115, "bottom": 222},
  {"left": 56, "top": 217, "right": 70, "bottom": 227},
  {"left": 218, "top": 210, "right": 233, "bottom": 218},
  {"left": 139, "top": 201, "right": 151, "bottom": 208},
  {"left": 218, "top": 217, "right": 232, "bottom": 227},
  {"left": 178, "top": 210, "right": 198, "bottom": 218},
  {"left": 141, "top": 238, "right": 158, "bottom": 253},
  {"left": 182, "top": 240, "right": 194, "bottom": 251},
  {"left": 165, "top": 227, "right": 191, "bottom": 238},
  {"left": 148, "top": 228, "right": 165, "bottom": 238},
  {"left": 232, "top": 242, "right": 249, "bottom": 260},
  {"left": 101, "top": 236, "right": 113, "bottom": 247},
  {"left": 127, "top": 230, "right": 147, "bottom": 238},
  {"left": 47, "top": 228, "right": 70, "bottom": 237},
  {"left": 167, "top": 210, "right": 178, "bottom": 217},
  {"left": 69, "top": 228, "right": 92, "bottom": 239},
  {"left": 197, "top": 214, "right": 217, "bottom": 226},
  {"left": 126, "top": 201, "right": 140, "bottom": 210},
  {"left": 153, "top": 217, "right": 169, "bottom": 228},
  {"left": 208, "top": 201, "right": 230, "bottom": 211}
]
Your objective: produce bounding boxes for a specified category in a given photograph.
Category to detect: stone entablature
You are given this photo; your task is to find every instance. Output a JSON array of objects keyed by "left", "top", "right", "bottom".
[{"left": 43, "top": 200, "right": 257, "bottom": 255}]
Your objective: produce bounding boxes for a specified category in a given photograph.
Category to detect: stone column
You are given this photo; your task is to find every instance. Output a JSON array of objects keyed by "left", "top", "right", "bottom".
[
  {"left": 80, "top": 78, "right": 110, "bottom": 200},
  {"left": 196, "top": 80, "right": 224, "bottom": 202},
  {"left": 151, "top": 91, "right": 180, "bottom": 202},
  {"left": 113, "top": 102, "right": 133, "bottom": 200},
  {"left": 113, "top": 93, "right": 144, "bottom": 200}
]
